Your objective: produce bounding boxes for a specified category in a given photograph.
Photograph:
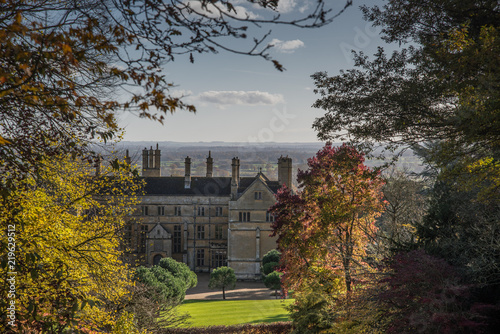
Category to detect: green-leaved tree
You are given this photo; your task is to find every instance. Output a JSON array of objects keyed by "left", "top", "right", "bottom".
[
  {"left": 208, "top": 266, "right": 236, "bottom": 300},
  {"left": 261, "top": 249, "right": 281, "bottom": 276},
  {"left": 134, "top": 257, "right": 197, "bottom": 331},
  {"left": 264, "top": 271, "right": 283, "bottom": 299}
]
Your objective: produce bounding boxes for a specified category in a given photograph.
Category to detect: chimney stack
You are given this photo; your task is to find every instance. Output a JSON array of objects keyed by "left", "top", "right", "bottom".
[
  {"left": 142, "top": 144, "right": 161, "bottom": 177},
  {"left": 125, "top": 149, "right": 131, "bottom": 165},
  {"left": 231, "top": 157, "right": 240, "bottom": 198},
  {"left": 278, "top": 155, "right": 292, "bottom": 188},
  {"left": 206, "top": 151, "right": 213, "bottom": 177},
  {"left": 184, "top": 156, "right": 191, "bottom": 189},
  {"left": 142, "top": 147, "right": 148, "bottom": 170}
]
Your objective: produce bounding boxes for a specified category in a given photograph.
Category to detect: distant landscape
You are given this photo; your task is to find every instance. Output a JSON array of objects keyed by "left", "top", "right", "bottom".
[{"left": 109, "top": 141, "right": 424, "bottom": 186}]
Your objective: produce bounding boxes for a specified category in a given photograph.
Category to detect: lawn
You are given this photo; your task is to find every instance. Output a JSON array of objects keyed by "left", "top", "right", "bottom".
[{"left": 176, "top": 299, "right": 294, "bottom": 327}]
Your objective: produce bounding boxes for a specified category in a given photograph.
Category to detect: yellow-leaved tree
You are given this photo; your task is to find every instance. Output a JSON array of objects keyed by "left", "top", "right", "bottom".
[{"left": 0, "top": 154, "right": 144, "bottom": 333}]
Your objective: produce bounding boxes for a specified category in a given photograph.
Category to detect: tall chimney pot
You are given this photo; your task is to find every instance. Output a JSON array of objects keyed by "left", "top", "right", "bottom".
[
  {"left": 184, "top": 156, "right": 191, "bottom": 189},
  {"left": 206, "top": 151, "right": 213, "bottom": 177}
]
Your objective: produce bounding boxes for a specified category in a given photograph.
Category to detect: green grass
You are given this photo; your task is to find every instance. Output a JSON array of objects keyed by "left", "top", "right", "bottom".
[{"left": 176, "top": 299, "right": 294, "bottom": 327}]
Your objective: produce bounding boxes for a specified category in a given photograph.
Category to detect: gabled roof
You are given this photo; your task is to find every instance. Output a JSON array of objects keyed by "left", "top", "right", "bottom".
[
  {"left": 148, "top": 223, "right": 171, "bottom": 239},
  {"left": 237, "top": 174, "right": 279, "bottom": 199}
]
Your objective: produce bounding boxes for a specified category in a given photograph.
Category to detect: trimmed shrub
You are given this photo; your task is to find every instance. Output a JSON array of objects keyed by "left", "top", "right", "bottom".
[{"left": 159, "top": 322, "right": 292, "bottom": 334}]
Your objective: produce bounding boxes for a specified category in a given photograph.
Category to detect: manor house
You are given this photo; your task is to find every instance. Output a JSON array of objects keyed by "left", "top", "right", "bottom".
[{"left": 124, "top": 145, "right": 292, "bottom": 280}]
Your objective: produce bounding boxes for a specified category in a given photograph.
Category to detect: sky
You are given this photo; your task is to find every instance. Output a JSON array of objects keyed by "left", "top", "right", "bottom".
[{"left": 118, "top": 0, "right": 388, "bottom": 143}]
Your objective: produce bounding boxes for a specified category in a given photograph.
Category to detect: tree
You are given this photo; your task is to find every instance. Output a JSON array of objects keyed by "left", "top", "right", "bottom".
[
  {"left": 376, "top": 250, "right": 499, "bottom": 334},
  {"left": 264, "top": 271, "right": 283, "bottom": 299},
  {"left": 0, "top": 0, "right": 352, "bottom": 194},
  {"left": 311, "top": 0, "right": 499, "bottom": 200},
  {"left": 133, "top": 258, "right": 196, "bottom": 331},
  {"left": 261, "top": 249, "right": 281, "bottom": 276},
  {"left": 376, "top": 169, "right": 427, "bottom": 255},
  {"left": 262, "top": 249, "right": 281, "bottom": 266},
  {"left": 262, "top": 262, "right": 279, "bottom": 276},
  {"left": 0, "top": 154, "right": 142, "bottom": 333},
  {"left": 135, "top": 257, "right": 197, "bottom": 304},
  {"left": 417, "top": 179, "right": 500, "bottom": 287},
  {"left": 208, "top": 266, "right": 236, "bottom": 300},
  {"left": 118, "top": 282, "right": 191, "bottom": 333},
  {"left": 270, "top": 143, "right": 385, "bottom": 295},
  {"left": 287, "top": 291, "right": 332, "bottom": 334}
]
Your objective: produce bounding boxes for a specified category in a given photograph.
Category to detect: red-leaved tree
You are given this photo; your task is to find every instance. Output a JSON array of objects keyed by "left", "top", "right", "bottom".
[
  {"left": 378, "top": 250, "right": 500, "bottom": 334},
  {"left": 270, "top": 143, "right": 385, "bottom": 295}
]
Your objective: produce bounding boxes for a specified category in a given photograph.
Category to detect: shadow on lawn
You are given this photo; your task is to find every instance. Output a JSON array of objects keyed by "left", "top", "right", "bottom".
[
  {"left": 249, "top": 313, "right": 290, "bottom": 324},
  {"left": 182, "top": 300, "right": 219, "bottom": 305}
]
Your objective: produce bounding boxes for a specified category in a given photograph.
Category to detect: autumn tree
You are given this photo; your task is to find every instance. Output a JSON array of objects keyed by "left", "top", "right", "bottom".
[
  {"left": 0, "top": 155, "right": 142, "bottom": 333},
  {"left": 270, "top": 143, "right": 385, "bottom": 295},
  {"left": 208, "top": 266, "right": 236, "bottom": 300},
  {"left": 376, "top": 250, "right": 500, "bottom": 334}
]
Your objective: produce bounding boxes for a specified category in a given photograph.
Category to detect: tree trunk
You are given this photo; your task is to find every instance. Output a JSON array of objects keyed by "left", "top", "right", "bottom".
[
  {"left": 344, "top": 260, "right": 352, "bottom": 319},
  {"left": 345, "top": 266, "right": 352, "bottom": 293},
  {"left": 222, "top": 287, "right": 225, "bottom": 300}
]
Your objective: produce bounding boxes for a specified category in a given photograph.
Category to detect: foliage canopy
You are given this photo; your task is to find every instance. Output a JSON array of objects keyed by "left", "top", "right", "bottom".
[
  {"left": 135, "top": 257, "right": 197, "bottom": 304},
  {"left": 0, "top": 155, "right": 142, "bottom": 333},
  {"left": 264, "top": 271, "right": 283, "bottom": 299},
  {"left": 270, "top": 143, "right": 385, "bottom": 294},
  {"left": 208, "top": 266, "right": 236, "bottom": 300}
]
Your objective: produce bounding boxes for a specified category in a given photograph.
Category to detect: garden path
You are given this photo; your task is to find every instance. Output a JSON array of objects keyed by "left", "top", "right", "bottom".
[{"left": 185, "top": 273, "right": 275, "bottom": 300}]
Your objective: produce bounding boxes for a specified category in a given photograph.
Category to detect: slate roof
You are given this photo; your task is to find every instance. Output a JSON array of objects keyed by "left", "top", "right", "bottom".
[{"left": 142, "top": 174, "right": 282, "bottom": 196}]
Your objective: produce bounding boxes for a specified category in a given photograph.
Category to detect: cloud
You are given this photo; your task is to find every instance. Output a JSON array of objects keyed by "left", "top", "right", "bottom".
[
  {"left": 197, "top": 91, "right": 284, "bottom": 106},
  {"left": 276, "top": 0, "right": 297, "bottom": 13},
  {"left": 269, "top": 38, "right": 305, "bottom": 53},
  {"left": 184, "top": 1, "right": 259, "bottom": 20}
]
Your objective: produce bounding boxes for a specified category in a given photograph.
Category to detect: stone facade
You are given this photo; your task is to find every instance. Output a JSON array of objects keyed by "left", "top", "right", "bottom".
[{"left": 124, "top": 146, "right": 292, "bottom": 280}]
